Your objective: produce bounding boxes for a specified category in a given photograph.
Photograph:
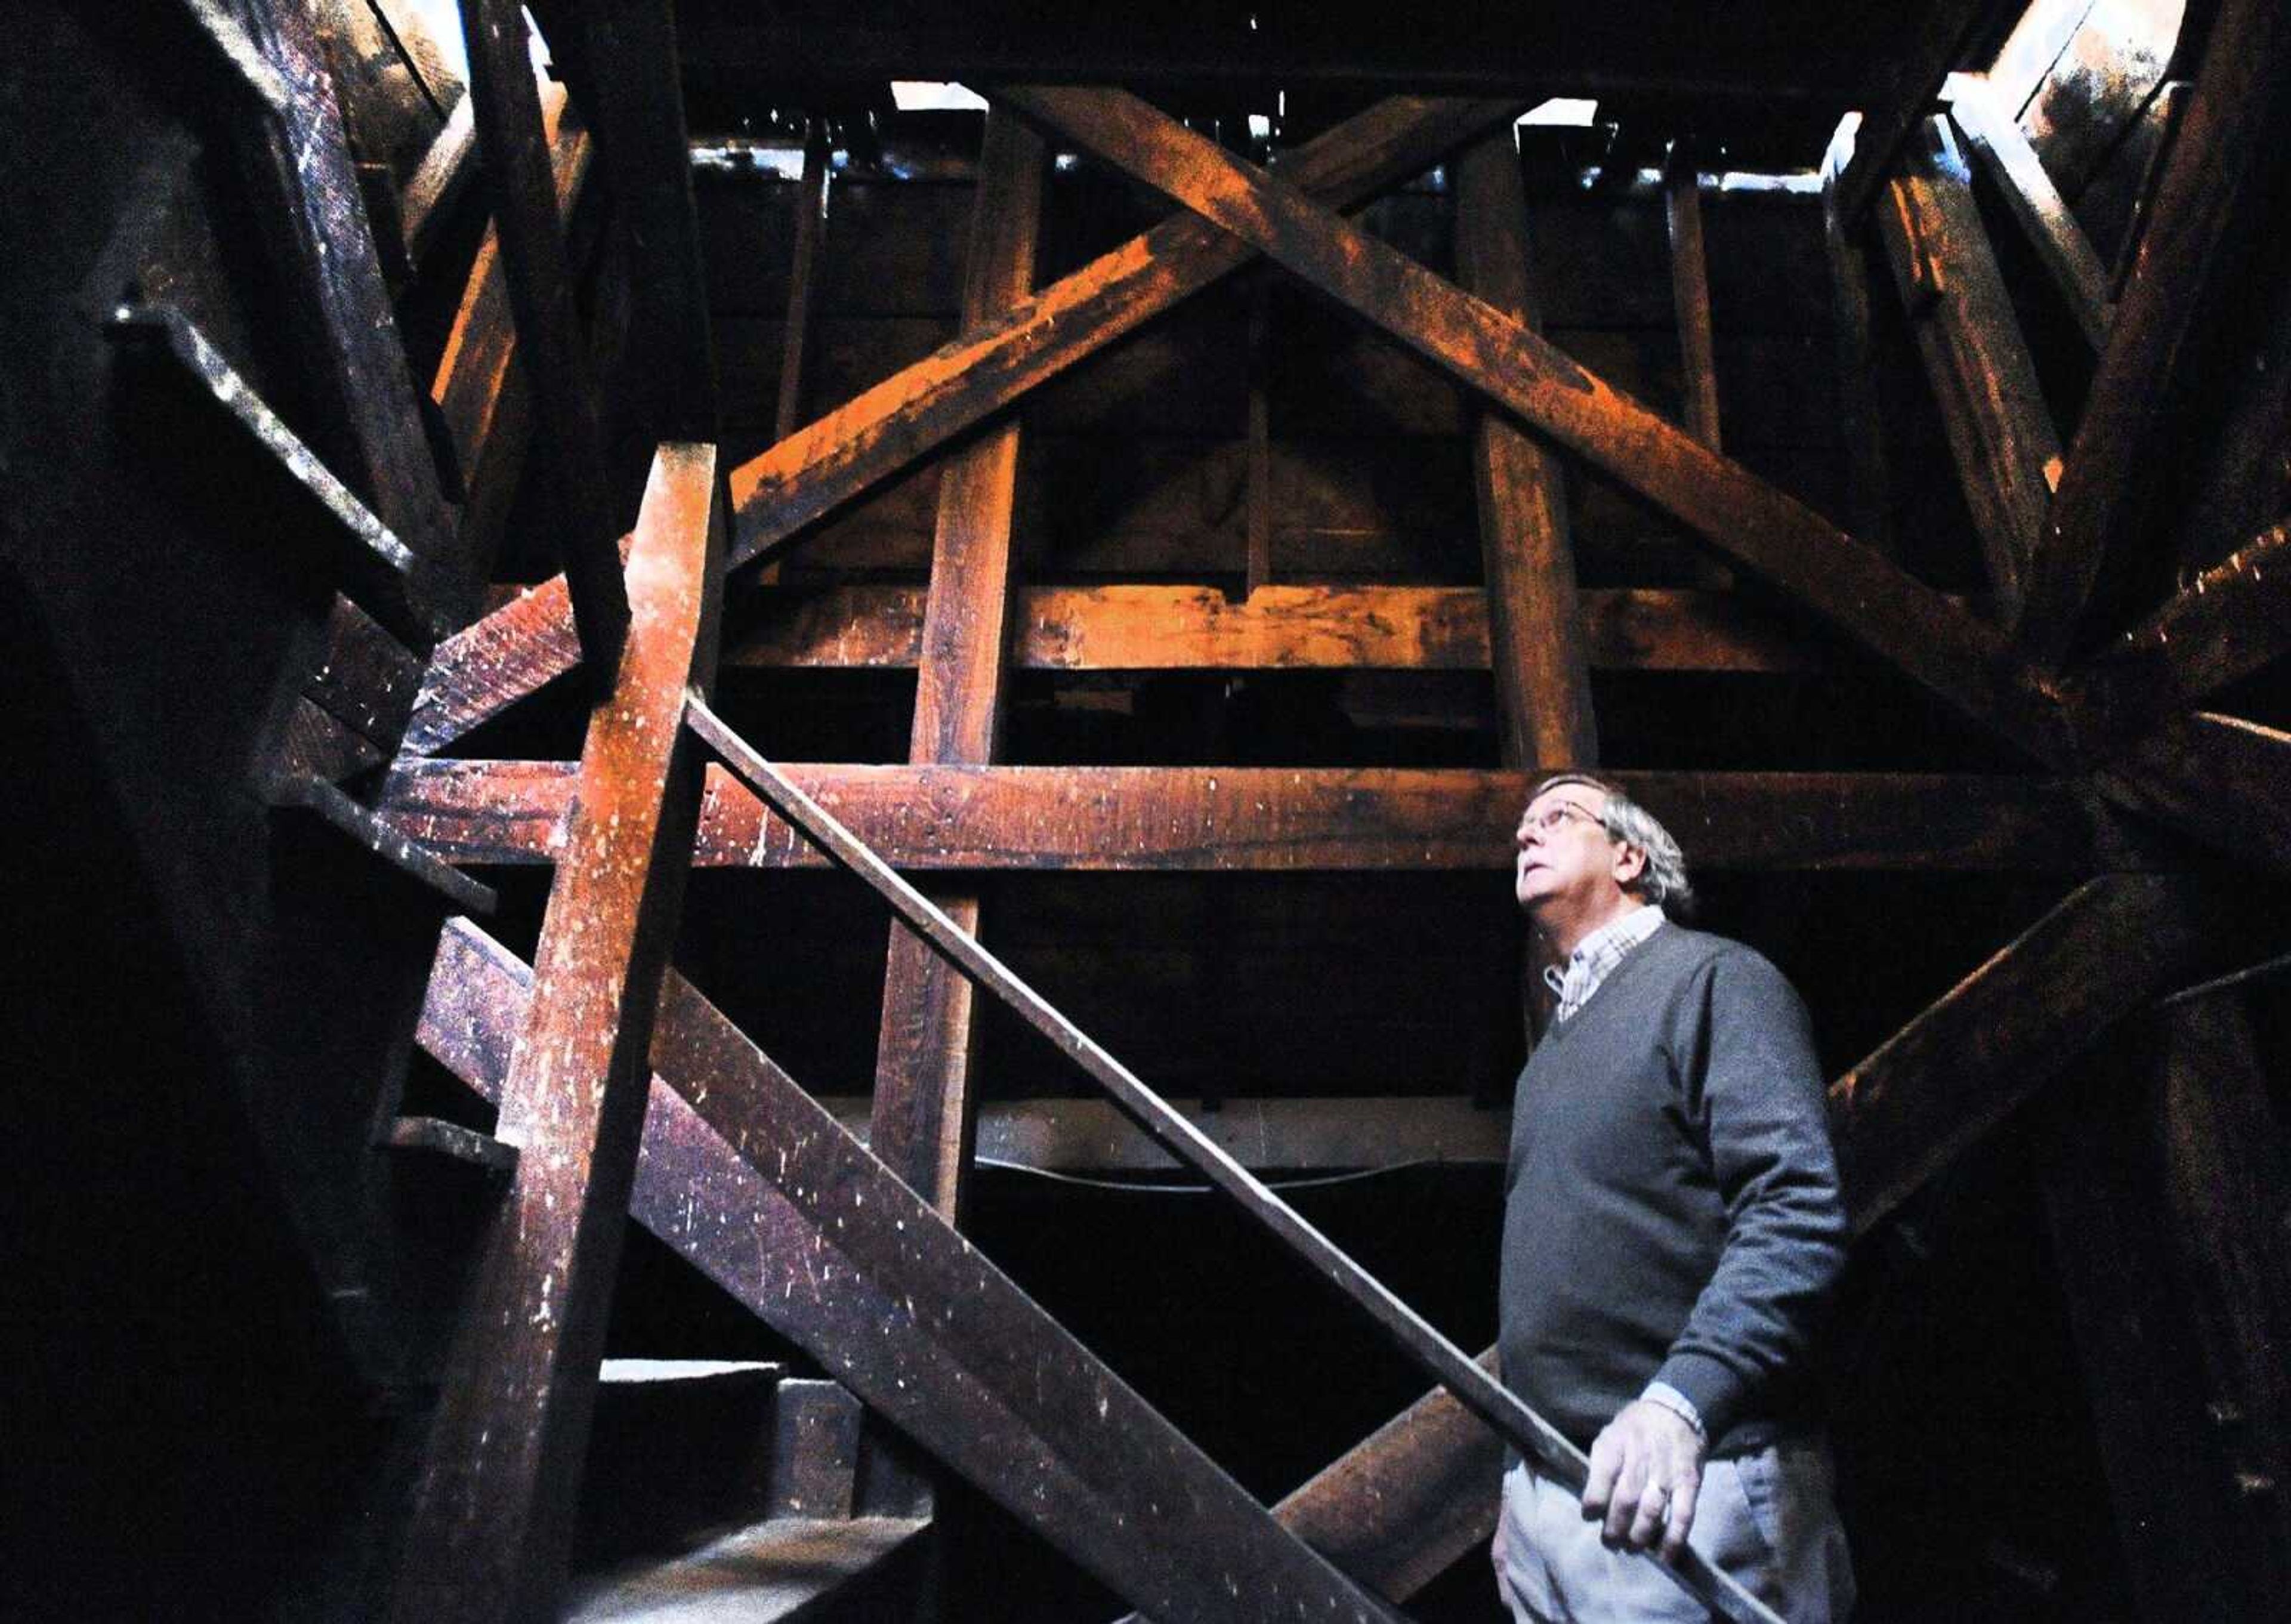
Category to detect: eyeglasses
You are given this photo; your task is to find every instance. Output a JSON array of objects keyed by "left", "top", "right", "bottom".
[{"left": 1521, "top": 801, "right": 1605, "bottom": 838}]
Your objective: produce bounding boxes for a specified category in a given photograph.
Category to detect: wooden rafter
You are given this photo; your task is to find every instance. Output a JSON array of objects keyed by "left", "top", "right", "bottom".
[
  {"left": 1943, "top": 73, "right": 2114, "bottom": 350},
  {"left": 419, "top": 919, "right": 1409, "bottom": 1623},
  {"left": 1827, "top": 0, "right": 2002, "bottom": 227},
  {"left": 376, "top": 760, "right": 2181, "bottom": 875},
  {"left": 397, "top": 95, "right": 1527, "bottom": 757},
  {"left": 996, "top": 85, "right": 2071, "bottom": 764},
  {"left": 1820, "top": 115, "right": 1895, "bottom": 554},
  {"left": 2100, "top": 712, "right": 2291, "bottom": 868},
  {"left": 391, "top": 445, "right": 719, "bottom": 1622}
]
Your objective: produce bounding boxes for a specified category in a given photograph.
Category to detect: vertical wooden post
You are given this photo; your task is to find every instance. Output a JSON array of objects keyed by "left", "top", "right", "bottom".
[
  {"left": 391, "top": 444, "right": 721, "bottom": 1623},
  {"left": 1245, "top": 270, "right": 1274, "bottom": 596},
  {"left": 1453, "top": 129, "right": 1596, "bottom": 773},
  {"left": 1821, "top": 116, "right": 1896, "bottom": 555},
  {"left": 1664, "top": 144, "right": 1723, "bottom": 454},
  {"left": 868, "top": 114, "right": 1046, "bottom": 1217},
  {"left": 759, "top": 120, "right": 830, "bottom": 588}
]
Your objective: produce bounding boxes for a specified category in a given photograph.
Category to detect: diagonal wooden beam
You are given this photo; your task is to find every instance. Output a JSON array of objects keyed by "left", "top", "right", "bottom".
[
  {"left": 2098, "top": 712, "right": 2291, "bottom": 869},
  {"left": 391, "top": 444, "right": 720, "bottom": 1623},
  {"left": 1255, "top": 871, "right": 2217, "bottom": 1595},
  {"left": 871, "top": 112, "right": 1045, "bottom": 1219},
  {"left": 375, "top": 762, "right": 2182, "bottom": 875},
  {"left": 998, "top": 85, "right": 2072, "bottom": 764},
  {"left": 2014, "top": 0, "right": 2291, "bottom": 670},
  {"left": 1827, "top": 0, "right": 2002, "bottom": 227},
  {"left": 397, "top": 95, "right": 1525, "bottom": 757},
  {"left": 1873, "top": 114, "right": 2061, "bottom": 620},
  {"left": 418, "top": 918, "right": 1409, "bottom": 1623},
  {"left": 1942, "top": 74, "right": 2113, "bottom": 350}
]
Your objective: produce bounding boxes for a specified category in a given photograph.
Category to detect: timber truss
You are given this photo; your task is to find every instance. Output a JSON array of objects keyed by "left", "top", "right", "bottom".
[{"left": 170, "top": 0, "right": 2291, "bottom": 1616}]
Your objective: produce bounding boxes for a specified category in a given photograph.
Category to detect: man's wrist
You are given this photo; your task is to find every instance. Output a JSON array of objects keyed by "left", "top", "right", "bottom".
[{"left": 1638, "top": 1381, "right": 1708, "bottom": 1444}]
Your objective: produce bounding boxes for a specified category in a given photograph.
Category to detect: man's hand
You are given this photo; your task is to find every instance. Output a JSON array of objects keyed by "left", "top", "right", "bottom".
[{"left": 1582, "top": 1399, "right": 1705, "bottom": 1560}]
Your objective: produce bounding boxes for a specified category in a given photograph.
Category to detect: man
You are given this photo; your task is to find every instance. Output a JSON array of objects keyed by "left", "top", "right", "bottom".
[{"left": 1494, "top": 773, "right": 1854, "bottom": 1622}]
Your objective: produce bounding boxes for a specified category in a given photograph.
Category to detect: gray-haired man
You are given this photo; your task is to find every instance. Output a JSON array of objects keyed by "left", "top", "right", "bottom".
[{"left": 1493, "top": 773, "right": 1855, "bottom": 1622}]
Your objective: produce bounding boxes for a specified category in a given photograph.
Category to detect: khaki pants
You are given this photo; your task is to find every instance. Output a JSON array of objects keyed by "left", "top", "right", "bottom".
[{"left": 1493, "top": 1441, "right": 1854, "bottom": 1623}]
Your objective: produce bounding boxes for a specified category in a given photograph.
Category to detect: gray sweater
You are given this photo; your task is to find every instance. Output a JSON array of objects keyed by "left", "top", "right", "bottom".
[{"left": 1499, "top": 924, "right": 1847, "bottom": 1458}]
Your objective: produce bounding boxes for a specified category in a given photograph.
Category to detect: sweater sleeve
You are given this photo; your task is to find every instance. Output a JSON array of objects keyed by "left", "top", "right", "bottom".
[{"left": 1651, "top": 947, "right": 1848, "bottom": 1443}]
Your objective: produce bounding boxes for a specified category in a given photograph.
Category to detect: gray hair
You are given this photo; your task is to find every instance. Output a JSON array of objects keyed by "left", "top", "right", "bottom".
[{"left": 1530, "top": 773, "right": 1694, "bottom": 914}]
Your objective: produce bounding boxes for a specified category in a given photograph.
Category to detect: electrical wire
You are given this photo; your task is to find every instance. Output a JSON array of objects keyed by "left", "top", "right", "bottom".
[{"left": 970, "top": 1153, "right": 1481, "bottom": 1195}]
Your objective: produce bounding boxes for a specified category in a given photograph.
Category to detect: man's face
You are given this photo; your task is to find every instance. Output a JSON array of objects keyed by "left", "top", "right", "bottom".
[{"left": 1514, "top": 784, "right": 1631, "bottom": 916}]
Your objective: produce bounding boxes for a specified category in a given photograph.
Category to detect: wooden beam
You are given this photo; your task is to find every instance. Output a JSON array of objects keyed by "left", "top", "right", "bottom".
[
  {"left": 725, "top": 582, "right": 1820, "bottom": 674},
  {"left": 1454, "top": 131, "right": 1597, "bottom": 770},
  {"left": 1820, "top": 116, "right": 1895, "bottom": 554},
  {"left": 223, "top": 0, "right": 461, "bottom": 579},
  {"left": 2015, "top": 0, "right": 2291, "bottom": 669},
  {"left": 1664, "top": 147, "right": 1724, "bottom": 452},
  {"left": 401, "top": 92, "right": 478, "bottom": 270},
  {"left": 771, "top": 121, "right": 831, "bottom": 446},
  {"left": 819, "top": 1095, "right": 1509, "bottom": 1174},
  {"left": 418, "top": 919, "right": 1411, "bottom": 1623},
  {"left": 1246, "top": 270, "right": 1274, "bottom": 595},
  {"left": 378, "top": 761, "right": 2180, "bottom": 875},
  {"left": 391, "top": 445, "right": 719, "bottom": 1623},
  {"left": 1827, "top": 0, "right": 1999, "bottom": 226},
  {"left": 683, "top": 700, "right": 1780, "bottom": 1624},
  {"left": 1873, "top": 115, "right": 2061, "bottom": 619},
  {"left": 397, "top": 96, "right": 1526, "bottom": 756},
  {"left": 1943, "top": 75, "right": 2113, "bottom": 350},
  {"left": 998, "top": 86, "right": 2071, "bottom": 763},
  {"left": 455, "top": 0, "right": 628, "bottom": 684},
  {"left": 1830, "top": 873, "right": 2212, "bottom": 1228},
  {"left": 2099, "top": 712, "right": 2291, "bottom": 869},
  {"left": 872, "top": 112, "right": 1045, "bottom": 1219}
]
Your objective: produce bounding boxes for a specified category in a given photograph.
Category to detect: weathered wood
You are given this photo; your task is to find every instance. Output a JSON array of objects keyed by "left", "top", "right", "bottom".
[
  {"left": 419, "top": 918, "right": 1409, "bottom": 1623},
  {"left": 1873, "top": 116, "right": 2062, "bottom": 618},
  {"left": 400, "top": 91, "right": 478, "bottom": 269},
  {"left": 304, "top": 594, "right": 422, "bottom": 749},
  {"left": 2071, "top": 518, "right": 2291, "bottom": 737},
  {"left": 456, "top": 0, "right": 629, "bottom": 684},
  {"left": 1831, "top": 873, "right": 2212, "bottom": 1229},
  {"left": 872, "top": 112, "right": 1045, "bottom": 1221},
  {"left": 822, "top": 1094, "right": 1509, "bottom": 1174},
  {"left": 272, "top": 772, "right": 499, "bottom": 915},
  {"left": 378, "top": 761, "right": 2179, "bottom": 875},
  {"left": 1001, "top": 86, "right": 2070, "bottom": 762},
  {"left": 1943, "top": 75, "right": 2113, "bottom": 349},
  {"left": 725, "top": 583, "right": 1819, "bottom": 674},
  {"left": 385, "top": 1115, "right": 520, "bottom": 1178},
  {"left": 1454, "top": 132, "right": 1597, "bottom": 770},
  {"left": 2099, "top": 712, "right": 2291, "bottom": 869},
  {"left": 568, "top": 0, "right": 716, "bottom": 444},
  {"left": 772, "top": 122, "right": 832, "bottom": 446},
  {"left": 683, "top": 698, "right": 1780, "bottom": 1624},
  {"left": 1664, "top": 149, "right": 1724, "bottom": 452},
  {"left": 221, "top": 0, "right": 460, "bottom": 578},
  {"left": 1820, "top": 117, "right": 1895, "bottom": 553},
  {"left": 2016, "top": 0, "right": 2291, "bottom": 669},
  {"left": 391, "top": 445, "right": 719, "bottom": 1623},
  {"left": 399, "top": 97, "right": 1526, "bottom": 755},
  {"left": 104, "top": 301, "right": 456, "bottom": 644},
  {"left": 1246, "top": 270, "right": 1274, "bottom": 595},
  {"left": 1827, "top": 0, "right": 2000, "bottom": 225}
]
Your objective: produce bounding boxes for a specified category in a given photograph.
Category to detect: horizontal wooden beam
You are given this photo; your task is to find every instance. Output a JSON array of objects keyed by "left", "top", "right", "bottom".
[
  {"left": 725, "top": 583, "right": 1820, "bottom": 674},
  {"left": 400, "top": 96, "right": 1523, "bottom": 757},
  {"left": 999, "top": 86, "right": 2069, "bottom": 762},
  {"left": 418, "top": 918, "right": 1406, "bottom": 1621},
  {"left": 817, "top": 1095, "right": 1508, "bottom": 1174},
  {"left": 377, "top": 761, "right": 2177, "bottom": 874}
]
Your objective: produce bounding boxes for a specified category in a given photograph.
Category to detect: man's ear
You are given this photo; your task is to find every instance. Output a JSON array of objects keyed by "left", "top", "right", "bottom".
[{"left": 1613, "top": 843, "right": 1648, "bottom": 888}]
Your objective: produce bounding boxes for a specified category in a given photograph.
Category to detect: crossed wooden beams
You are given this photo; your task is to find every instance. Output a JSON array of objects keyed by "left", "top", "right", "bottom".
[{"left": 382, "top": 77, "right": 2291, "bottom": 1623}]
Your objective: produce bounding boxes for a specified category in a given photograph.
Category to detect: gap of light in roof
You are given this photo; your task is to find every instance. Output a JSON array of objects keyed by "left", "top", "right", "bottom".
[
  {"left": 891, "top": 82, "right": 990, "bottom": 111},
  {"left": 1520, "top": 98, "right": 1599, "bottom": 126}
]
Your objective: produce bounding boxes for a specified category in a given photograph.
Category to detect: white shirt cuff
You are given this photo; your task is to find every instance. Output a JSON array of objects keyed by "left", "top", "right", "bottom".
[{"left": 1639, "top": 1380, "right": 1708, "bottom": 1443}]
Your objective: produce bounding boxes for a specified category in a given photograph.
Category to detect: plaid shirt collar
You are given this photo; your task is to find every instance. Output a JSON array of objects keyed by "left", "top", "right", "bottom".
[{"left": 1549, "top": 903, "right": 1666, "bottom": 1023}]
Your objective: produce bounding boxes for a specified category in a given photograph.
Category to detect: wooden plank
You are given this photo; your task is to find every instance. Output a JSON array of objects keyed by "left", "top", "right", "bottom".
[
  {"left": 1943, "top": 75, "right": 2113, "bottom": 349},
  {"left": 223, "top": 0, "right": 460, "bottom": 577},
  {"left": 1000, "top": 86, "right": 2071, "bottom": 764},
  {"left": 1820, "top": 117, "right": 1895, "bottom": 553},
  {"left": 819, "top": 1095, "right": 1509, "bottom": 1174},
  {"left": 455, "top": 0, "right": 628, "bottom": 683},
  {"left": 870, "top": 113, "right": 1045, "bottom": 1219},
  {"left": 418, "top": 919, "right": 1410, "bottom": 1623},
  {"left": 304, "top": 595, "right": 422, "bottom": 748},
  {"left": 398, "top": 96, "right": 1527, "bottom": 756},
  {"left": 1454, "top": 132, "right": 1597, "bottom": 770},
  {"left": 391, "top": 445, "right": 719, "bottom": 1623},
  {"left": 2099, "top": 712, "right": 2291, "bottom": 869},
  {"left": 2071, "top": 518, "right": 2291, "bottom": 737},
  {"left": 2015, "top": 0, "right": 2291, "bottom": 669},
  {"left": 772, "top": 121, "right": 831, "bottom": 446},
  {"left": 378, "top": 761, "right": 2181, "bottom": 875},
  {"left": 1873, "top": 115, "right": 2062, "bottom": 618},
  {"left": 1664, "top": 149, "right": 1724, "bottom": 452},
  {"left": 725, "top": 583, "right": 1820, "bottom": 674},
  {"left": 1828, "top": 0, "right": 2000, "bottom": 226},
  {"left": 682, "top": 699, "right": 1781, "bottom": 1624},
  {"left": 401, "top": 91, "right": 478, "bottom": 270},
  {"left": 567, "top": 0, "right": 717, "bottom": 443},
  {"left": 1830, "top": 872, "right": 2212, "bottom": 1228},
  {"left": 1246, "top": 271, "right": 1274, "bottom": 595}
]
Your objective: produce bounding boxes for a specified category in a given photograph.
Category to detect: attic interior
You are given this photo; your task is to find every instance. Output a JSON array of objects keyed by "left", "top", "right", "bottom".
[{"left": 7, "top": 0, "right": 2291, "bottom": 1617}]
